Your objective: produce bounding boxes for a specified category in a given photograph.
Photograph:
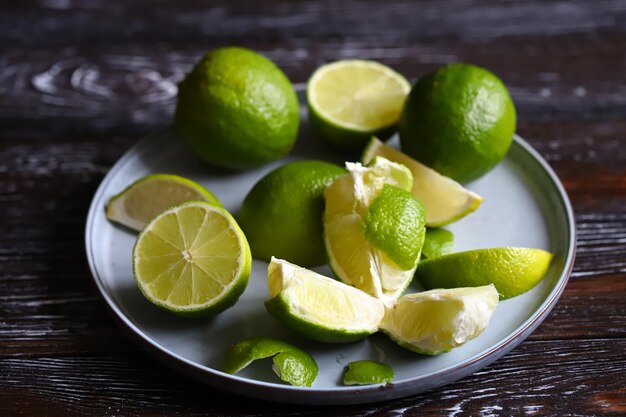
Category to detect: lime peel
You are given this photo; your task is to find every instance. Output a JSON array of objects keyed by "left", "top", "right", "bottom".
[{"left": 343, "top": 360, "right": 394, "bottom": 386}]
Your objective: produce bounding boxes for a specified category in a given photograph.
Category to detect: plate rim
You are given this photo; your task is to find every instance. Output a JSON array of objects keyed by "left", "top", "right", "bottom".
[{"left": 85, "top": 112, "right": 576, "bottom": 405}]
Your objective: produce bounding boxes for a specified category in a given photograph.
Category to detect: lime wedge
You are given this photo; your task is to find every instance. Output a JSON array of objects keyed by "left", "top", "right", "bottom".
[
  {"left": 106, "top": 174, "right": 220, "bottom": 231},
  {"left": 307, "top": 60, "right": 410, "bottom": 150},
  {"left": 422, "top": 228, "right": 455, "bottom": 259},
  {"left": 223, "top": 337, "right": 318, "bottom": 387},
  {"left": 362, "top": 137, "right": 483, "bottom": 226},
  {"left": 381, "top": 285, "right": 499, "bottom": 355},
  {"left": 416, "top": 247, "right": 554, "bottom": 299},
  {"left": 265, "top": 258, "right": 385, "bottom": 343},
  {"left": 133, "top": 201, "right": 250, "bottom": 316},
  {"left": 324, "top": 157, "right": 425, "bottom": 306},
  {"left": 343, "top": 360, "right": 394, "bottom": 386}
]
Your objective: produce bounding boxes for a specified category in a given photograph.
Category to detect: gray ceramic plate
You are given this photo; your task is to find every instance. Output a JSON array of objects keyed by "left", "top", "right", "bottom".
[{"left": 85, "top": 89, "right": 576, "bottom": 405}]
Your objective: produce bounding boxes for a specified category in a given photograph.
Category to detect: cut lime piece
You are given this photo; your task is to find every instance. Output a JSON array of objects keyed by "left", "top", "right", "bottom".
[
  {"left": 307, "top": 60, "right": 410, "bottom": 150},
  {"left": 324, "top": 157, "right": 424, "bottom": 306},
  {"left": 106, "top": 174, "right": 220, "bottom": 231},
  {"left": 381, "top": 285, "right": 499, "bottom": 355},
  {"left": 133, "top": 201, "right": 251, "bottom": 316},
  {"left": 422, "top": 228, "right": 455, "bottom": 259},
  {"left": 416, "top": 247, "right": 554, "bottom": 299},
  {"left": 362, "top": 137, "right": 483, "bottom": 226},
  {"left": 265, "top": 258, "right": 385, "bottom": 343},
  {"left": 343, "top": 360, "right": 394, "bottom": 386},
  {"left": 223, "top": 337, "right": 318, "bottom": 387}
]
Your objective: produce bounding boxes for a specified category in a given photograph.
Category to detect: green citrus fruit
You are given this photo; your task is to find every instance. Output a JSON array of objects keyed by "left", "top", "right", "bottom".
[
  {"left": 307, "top": 60, "right": 410, "bottom": 151},
  {"left": 399, "top": 63, "right": 516, "bottom": 183},
  {"left": 105, "top": 174, "right": 220, "bottom": 232},
  {"left": 416, "top": 247, "right": 554, "bottom": 299},
  {"left": 238, "top": 160, "right": 345, "bottom": 267},
  {"left": 132, "top": 201, "right": 251, "bottom": 316},
  {"left": 175, "top": 47, "right": 299, "bottom": 169},
  {"left": 422, "top": 228, "right": 455, "bottom": 259},
  {"left": 381, "top": 285, "right": 499, "bottom": 355},
  {"left": 343, "top": 360, "right": 394, "bottom": 386},
  {"left": 265, "top": 258, "right": 385, "bottom": 343},
  {"left": 223, "top": 337, "right": 318, "bottom": 387}
]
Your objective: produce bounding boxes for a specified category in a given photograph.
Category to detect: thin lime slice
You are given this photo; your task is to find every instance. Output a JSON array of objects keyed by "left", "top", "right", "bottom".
[
  {"left": 343, "top": 360, "right": 394, "bottom": 386},
  {"left": 223, "top": 337, "right": 318, "bottom": 387},
  {"left": 106, "top": 173, "right": 220, "bottom": 231},
  {"left": 416, "top": 247, "right": 554, "bottom": 299},
  {"left": 381, "top": 285, "right": 499, "bottom": 355},
  {"left": 362, "top": 137, "right": 483, "bottom": 226},
  {"left": 133, "top": 201, "right": 250, "bottom": 316},
  {"left": 307, "top": 60, "right": 410, "bottom": 150},
  {"left": 422, "top": 228, "right": 455, "bottom": 259},
  {"left": 265, "top": 258, "right": 385, "bottom": 343}
]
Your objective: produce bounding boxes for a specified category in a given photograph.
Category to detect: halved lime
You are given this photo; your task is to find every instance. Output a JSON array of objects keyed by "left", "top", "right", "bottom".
[
  {"left": 362, "top": 137, "right": 483, "bottom": 226},
  {"left": 380, "top": 285, "right": 499, "bottom": 355},
  {"left": 343, "top": 360, "right": 394, "bottom": 386},
  {"left": 106, "top": 174, "right": 220, "bottom": 231},
  {"left": 324, "top": 157, "right": 425, "bottom": 306},
  {"left": 307, "top": 60, "right": 410, "bottom": 150},
  {"left": 223, "top": 337, "right": 318, "bottom": 387},
  {"left": 133, "top": 201, "right": 250, "bottom": 316},
  {"left": 416, "top": 247, "right": 554, "bottom": 299},
  {"left": 265, "top": 258, "right": 385, "bottom": 343}
]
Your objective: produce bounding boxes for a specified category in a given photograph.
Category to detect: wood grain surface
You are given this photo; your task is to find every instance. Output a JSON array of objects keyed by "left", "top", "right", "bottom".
[{"left": 1, "top": 0, "right": 625, "bottom": 415}]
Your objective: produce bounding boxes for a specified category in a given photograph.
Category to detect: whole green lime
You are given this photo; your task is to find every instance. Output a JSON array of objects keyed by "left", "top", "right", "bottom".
[
  {"left": 175, "top": 47, "right": 299, "bottom": 169},
  {"left": 399, "top": 63, "right": 516, "bottom": 183},
  {"left": 238, "top": 160, "right": 345, "bottom": 267}
]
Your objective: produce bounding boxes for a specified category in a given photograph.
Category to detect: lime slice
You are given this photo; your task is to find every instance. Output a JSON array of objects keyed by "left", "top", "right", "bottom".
[
  {"left": 106, "top": 174, "right": 220, "bottom": 231},
  {"left": 362, "top": 137, "right": 483, "bottom": 226},
  {"left": 343, "top": 360, "right": 394, "bottom": 386},
  {"left": 133, "top": 201, "right": 251, "bottom": 316},
  {"left": 422, "top": 228, "right": 455, "bottom": 259},
  {"left": 381, "top": 285, "right": 499, "bottom": 355},
  {"left": 307, "top": 60, "right": 410, "bottom": 150},
  {"left": 324, "top": 157, "right": 425, "bottom": 306},
  {"left": 223, "top": 337, "right": 318, "bottom": 387},
  {"left": 265, "top": 258, "right": 385, "bottom": 343},
  {"left": 416, "top": 247, "right": 554, "bottom": 299}
]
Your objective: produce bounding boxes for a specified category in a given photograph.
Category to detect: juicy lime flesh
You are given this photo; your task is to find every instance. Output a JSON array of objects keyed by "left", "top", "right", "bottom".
[
  {"left": 399, "top": 63, "right": 516, "bottom": 183},
  {"left": 382, "top": 285, "right": 499, "bottom": 355},
  {"left": 416, "top": 247, "right": 554, "bottom": 299},
  {"left": 223, "top": 337, "right": 318, "bottom": 387},
  {"left": 134, "top": 203, "right": 247, "bottom": 311},
  {"left": 238, "top": 160, "right": 345, "bottom": 267},
  {"left": 343, "top": 360, "right": 394, "bottom": 385},
  {"left": 422, "top": 228, "right": 455, "bottom": 258},
  {"left": 362, "top": 137, "right": 483, "bottom": 226},
  {"left": 309, "top": 60, "right": 410, "bottom": 131}
]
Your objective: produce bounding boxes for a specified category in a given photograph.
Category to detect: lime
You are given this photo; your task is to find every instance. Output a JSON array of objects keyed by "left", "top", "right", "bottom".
[
  {"left": 238, "top": 160, "right": 345, "bottom": 267},
  {"left": 223, "top": 337, "right": 318, "bottom": 387},
  {"left": 175, "top": 47, "right": 299, "bottom": 169},
  {"left": 399, "top": 63, "right": 516, "bottom": 183},
  {"left": 381, "top": 285, "right": 499, "bottom": 355},
  {"left": 416, "top": 247, "right": 554, "bottom": 299},
  {"left": 362, "top": 137, "right": 483, "bottom": 226},
  {"left": 265, "top": 258, "right": 385, "bottom": 343},
  {"left": 324, "top": 157, "right": 425, "bottom": 306},
  {"left": 422, "top": 228, "right": 455, "bottom": 259},
  {"left": 307, "top": 60, "right": 410, "bottom": 151},
  {"left": 132, "top": 201, "right": 251, "bottom": 316},
  {"left": 343, "top": 360, "right": 394, "bottom": 386},
  {"left": 105, "top": 174, "right": 220, "bottom": 232}
]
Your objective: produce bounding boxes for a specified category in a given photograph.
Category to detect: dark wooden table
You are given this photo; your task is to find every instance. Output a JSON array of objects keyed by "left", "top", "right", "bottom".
[{"left": 2, "top": 1, "right": 625, "bottom": 415}]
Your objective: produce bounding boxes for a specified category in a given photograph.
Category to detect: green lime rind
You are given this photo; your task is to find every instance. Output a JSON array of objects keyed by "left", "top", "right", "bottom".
[
  {"left": 238, "top": 160, "right": 346, "bottom": 267},
  {"left": 132, "top": 202, "right": 251, "bottom": 317},
  {"left": 422, "top": 228, "right": 455, "bottom": 259},
  {"left": 416, "top": 247, "right": 554, "bottom": 299},
  {"left": 343, "top": 360, "right": 394, "bottom": 385},
  {"left": 222, "top": 337, "right": 318, "bottom": 387},
  {"left": 363, "top": 184, "right": 426, "bottom": 270},
  {"left": 264, "top": 294, "right": 378, "bottom": 343}
]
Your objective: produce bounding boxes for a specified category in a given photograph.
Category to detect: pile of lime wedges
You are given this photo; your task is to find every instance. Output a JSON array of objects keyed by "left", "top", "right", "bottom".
[{"left": 105, "top": 47, "right": 554, "bottom": 387}]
